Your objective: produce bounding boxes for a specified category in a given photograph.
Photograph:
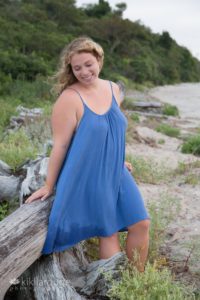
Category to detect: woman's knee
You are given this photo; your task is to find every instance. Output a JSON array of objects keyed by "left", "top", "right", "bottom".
[
  {"left": 99, "top": 232, "right": 118, "bottom": 240},
  {"left": 128, "top": 219, "right": 150, "bottom": 234}
]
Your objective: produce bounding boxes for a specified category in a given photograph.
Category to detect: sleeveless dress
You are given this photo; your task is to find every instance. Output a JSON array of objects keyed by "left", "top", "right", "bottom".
[{"left": 41, "top": 81, "right": 149, "bottom": 255}]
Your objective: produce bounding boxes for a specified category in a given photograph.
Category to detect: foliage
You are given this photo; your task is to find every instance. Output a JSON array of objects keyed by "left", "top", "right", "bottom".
[
  {"left": 0, "top": 98, "right": 19, "bottom": 138},
  {"left": 156, "top": 123, "right": 180, "bottom": 138},
  {"left": 130, "top": 113, "right": 140, "bottom": 123},
  {"left": 107, "top": 262, "right": 193, "bottom": 300},
  {"left": 162, "top": 103, "right": 179, "bottom": 116},
  {"left": 181, "top": 135, "right": 200, "bottom": 156},
  {"left": 126, "top": 154, "right": 171, "bottom": 184},
  {"left": 0, "top": 128, "right": 38, "bottom": 170},
  {"left": 148, "top": 194, "right": 180, "bottom": 260},
  {"left": 0, "top": 201, "right": 9, "bottom": 221},
  {"left": 0, "top": 0, "right": 200, "bottom": 96}
]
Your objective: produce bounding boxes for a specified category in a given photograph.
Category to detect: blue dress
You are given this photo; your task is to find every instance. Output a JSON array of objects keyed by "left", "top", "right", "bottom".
[{"left": 42, "top": 81, "right": 149, "bottom": 254}]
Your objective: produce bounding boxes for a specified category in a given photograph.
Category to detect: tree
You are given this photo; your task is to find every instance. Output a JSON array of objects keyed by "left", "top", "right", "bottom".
[
  {"left": 114, "top": 2, "right": 127, "bottom": 18},
  {"left": 83, "top": 0, "right": 111, "bottom": 18},
  {"left": 159, "top": 31, "right": 173, "bottom": 50}
]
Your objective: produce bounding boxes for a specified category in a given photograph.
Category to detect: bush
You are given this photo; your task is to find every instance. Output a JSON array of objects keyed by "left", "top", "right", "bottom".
[
  {"left": 156, "top": 124, "right": 180, "bottom": 138},
  {"left": 181, "top": 135, "right": 200, "bottom": 156},
  {"left": 107, "top": 262, "right": 192, "bottom": 300},
  {"left": 1, "top": 77, "right": 54, "bottom": 105},
  {"left": 0, "top": 128, "right": 38, "bottom": 170},
  {"left": 126, "top": 154, "right": 170, "bottom": 184},
  {"left": 162, "top": 103, "right": 179, "bottom": 116},
  {"left": 0, "top": 98, "right": 20, "bottom": 138},
  {"left": 0, "top": 201, "right": 9, "bottom": 221},
  {"left": 130, "top": 113, "right": 140, "bottom": 123}
]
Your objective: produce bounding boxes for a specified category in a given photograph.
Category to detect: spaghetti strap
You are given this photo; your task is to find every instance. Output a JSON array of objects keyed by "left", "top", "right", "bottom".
[
  {"left": 109, "top": 80, "right": 114, "bottom": 96},
  {"left": 66, "top": 87, "right": 85, "bottom": 106}
]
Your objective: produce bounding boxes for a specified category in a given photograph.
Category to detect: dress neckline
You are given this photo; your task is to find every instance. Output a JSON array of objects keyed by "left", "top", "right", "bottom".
[{"left": 83, "top": 94, "right": 114, "bottom": 117}]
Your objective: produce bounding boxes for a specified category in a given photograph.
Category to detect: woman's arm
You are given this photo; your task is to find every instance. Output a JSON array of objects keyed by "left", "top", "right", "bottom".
[{"left": 25, "top": 90, "right": 78, "bottom": 203}]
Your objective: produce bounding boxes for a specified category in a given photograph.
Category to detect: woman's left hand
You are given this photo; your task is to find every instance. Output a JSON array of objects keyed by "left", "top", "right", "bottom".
[{"left": 125, "top": 161, "right": 133, "bottom": 172}]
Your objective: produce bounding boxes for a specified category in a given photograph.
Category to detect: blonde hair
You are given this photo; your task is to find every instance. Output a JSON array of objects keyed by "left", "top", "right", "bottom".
[{"left": 51, "top": 36, "right": 104, "bottom": 95}]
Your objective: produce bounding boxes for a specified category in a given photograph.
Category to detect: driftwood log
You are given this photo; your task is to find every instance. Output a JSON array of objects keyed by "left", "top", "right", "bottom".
[
  {"left": 0, "top": 197, "right": 126, "bottom": 299},
  {"left": 0, "top": 196, "right": 54, "bottom": 299},
  {"left": 0, "top": 160, "right": 21, "bottom": 203}
]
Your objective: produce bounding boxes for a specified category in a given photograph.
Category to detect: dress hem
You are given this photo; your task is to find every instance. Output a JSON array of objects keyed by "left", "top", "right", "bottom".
[{"left": 41, "top": 215, "right": 150, "bottom": 255}]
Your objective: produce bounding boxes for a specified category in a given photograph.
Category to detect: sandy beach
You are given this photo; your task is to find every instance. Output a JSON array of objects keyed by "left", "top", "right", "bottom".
[{"left": 126, "top": 82, "right": 200, "bottom": 288}]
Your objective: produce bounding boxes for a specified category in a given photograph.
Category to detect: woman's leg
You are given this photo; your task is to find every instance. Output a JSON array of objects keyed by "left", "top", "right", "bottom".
[
  {"left": 125, "top": 219, "right": 150, "bottom": 272},
  {"left": 99, "top": 232, "right": 121, "bottom": 259}
]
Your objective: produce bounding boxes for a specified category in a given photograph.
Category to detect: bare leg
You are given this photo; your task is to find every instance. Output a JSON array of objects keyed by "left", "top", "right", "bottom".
[
  {"left": 125, "top": 219, "right": 150, "bottom": 272},
  {"left": 99, "top": 232, "right": 121, "bottom": 259}
]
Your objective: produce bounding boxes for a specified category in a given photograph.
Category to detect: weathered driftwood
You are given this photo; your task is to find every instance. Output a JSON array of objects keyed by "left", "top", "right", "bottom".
[
  {"left": 19, "top": 252, "right": 86, "bottom": 300},
  {"left": 0, "top": 160, "right": 12, "bottom": 176},
  {"left": 0, "top": 196, "right": 54, "bottom": 300},
  {"left": 1, "top": 198, "right": 127, "bottom": 300},
  {"left": 17, "top": 249, "right": 126, "bottom": 300},
  {"left": 132, "top": 101, "right": 162, "bottom": 108},
  {"left": 122, "top": 99, "right": 163, "bottom": 114},
  {"left": 125, "top": 109, "right": 168, "bottom": 119},
  {"left": 0, "top": 175, "right": 21, "bottom": 202},
  {"left": 19, "top": 157, "right": 49, "bottom": 206},
  {"left": 0, "top": 160, "right": 21, "bottom": 202},
  {"left": 79, "top": 252, "right": 126, "bottom": 298}
]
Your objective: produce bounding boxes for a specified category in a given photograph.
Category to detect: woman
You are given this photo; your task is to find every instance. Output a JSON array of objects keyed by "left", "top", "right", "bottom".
[{"left": 25, "top": 36, "right": 150, "bottom": 272}]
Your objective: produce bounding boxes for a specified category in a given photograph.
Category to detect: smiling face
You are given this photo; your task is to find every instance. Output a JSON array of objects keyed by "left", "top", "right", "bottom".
[{"left": 70, "top": 52, "right": 101, "bottom": 85}]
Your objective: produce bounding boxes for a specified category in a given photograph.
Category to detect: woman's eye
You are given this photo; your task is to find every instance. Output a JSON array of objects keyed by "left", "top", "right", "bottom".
[{"left": 86, "top": 64, "right": 92, "bottom": 67}]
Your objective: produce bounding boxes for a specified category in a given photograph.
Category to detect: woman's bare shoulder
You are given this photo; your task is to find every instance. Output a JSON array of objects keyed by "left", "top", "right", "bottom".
[{"left": 53, "top": 88, "right": 81, "bottom": 113}]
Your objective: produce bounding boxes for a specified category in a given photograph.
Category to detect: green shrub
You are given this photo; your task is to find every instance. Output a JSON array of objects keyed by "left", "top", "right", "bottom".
[
  {"left": 130, "top": 113, "right": 140, "bottom": 123},
  {"left": 148, "top": 195, "right": 180, "bottom": 260},
  {"left": 107, "top": 262, "right": 192, "bottom": 300},
  {"left": 1, "top": 77, "right": 54, "bottom": 106},
  {"left": 0, "top": 201, "right": 9, "bottom": 221},
  {"left": 126, "top": 154, "right": 170, "bottom": 184},
  {"left": 181, "top": 135, "right": 200, "bottom": 156},
  {"left": 156, "top": 123, "right": 180, "bottom": 138},
  {"left": 174, "top": 161, "right": 200, "bottom": 185},
  {"left": 162, "top": 103, "right": 179, "bottom": 116},
  {"left": 0, "top": 98, "right": 20, "bottom": 138},
  {"left": 158, "top": 138, "right": 165, "bottom": 144},
  {"left": 0, "top": 128, "right": 38, "bottom": 170}
]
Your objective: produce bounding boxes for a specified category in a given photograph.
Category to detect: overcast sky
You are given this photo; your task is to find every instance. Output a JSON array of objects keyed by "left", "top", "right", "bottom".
[{"left": 76, "top": 0, "right": 200, "bottom": 59}]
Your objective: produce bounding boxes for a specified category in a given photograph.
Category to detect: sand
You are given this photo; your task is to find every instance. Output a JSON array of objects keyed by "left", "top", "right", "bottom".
[{"left": 126, "top": 83, "right": 200, "bottom": 288}]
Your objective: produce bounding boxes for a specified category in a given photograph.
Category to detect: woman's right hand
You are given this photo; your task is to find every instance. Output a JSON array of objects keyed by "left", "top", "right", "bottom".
[{"left": 25, "top": 185, "right": 53, "bottom": 204}]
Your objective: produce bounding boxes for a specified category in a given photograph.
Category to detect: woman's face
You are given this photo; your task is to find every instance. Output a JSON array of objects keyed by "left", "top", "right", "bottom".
[{"left": 70, "top": 52, "right": 101, "bottom": 85}]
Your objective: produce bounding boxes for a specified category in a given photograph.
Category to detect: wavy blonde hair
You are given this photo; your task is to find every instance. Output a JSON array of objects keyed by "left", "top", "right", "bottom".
[{"left": 51, "top": 36, "right": 104, "bottom": 95}]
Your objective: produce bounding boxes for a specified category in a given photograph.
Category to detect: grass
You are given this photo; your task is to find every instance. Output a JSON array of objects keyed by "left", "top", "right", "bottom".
[
  {"left": 181, "top": 135, "right": 200, "bottom": 156},
  {"left": 126, "top": 154, "right": 171, "bottom": 184},
  {"left": 0, "top": 98, "right": 20, "bottom": 139},
  {"left": 162, "top": 103, "right": 179, "bottom": 116},
  {"left": 0, "top": 201, "right": 9, "bottom": 221},
  {"left": 156, "top": 123, "right": 180, "bottom": 138},
  {"left": 147, "top": 194, "right": 180, "bottom": 261},
  {"left": 107, "top": 262, "right": 193, "bottom": 300},
  {"left": 106, "top": 192, "right": 196, "bottom": 300},
  {"left": 174, "top": 160, "right": 200, "bottom": 186},
  {"left": 130, "top": 112, "right": 140, "bottom": 123},
  {"left": 158, "top": 138, "right": 165, "bottom": 144},
  {"left": 0, "top": 128, "right": 39, "bottom": 170}
]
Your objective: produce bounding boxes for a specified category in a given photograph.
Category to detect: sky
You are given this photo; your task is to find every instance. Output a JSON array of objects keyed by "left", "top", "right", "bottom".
[{"left": 76, "top": 0, "right": 200, "bottom": 59}]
